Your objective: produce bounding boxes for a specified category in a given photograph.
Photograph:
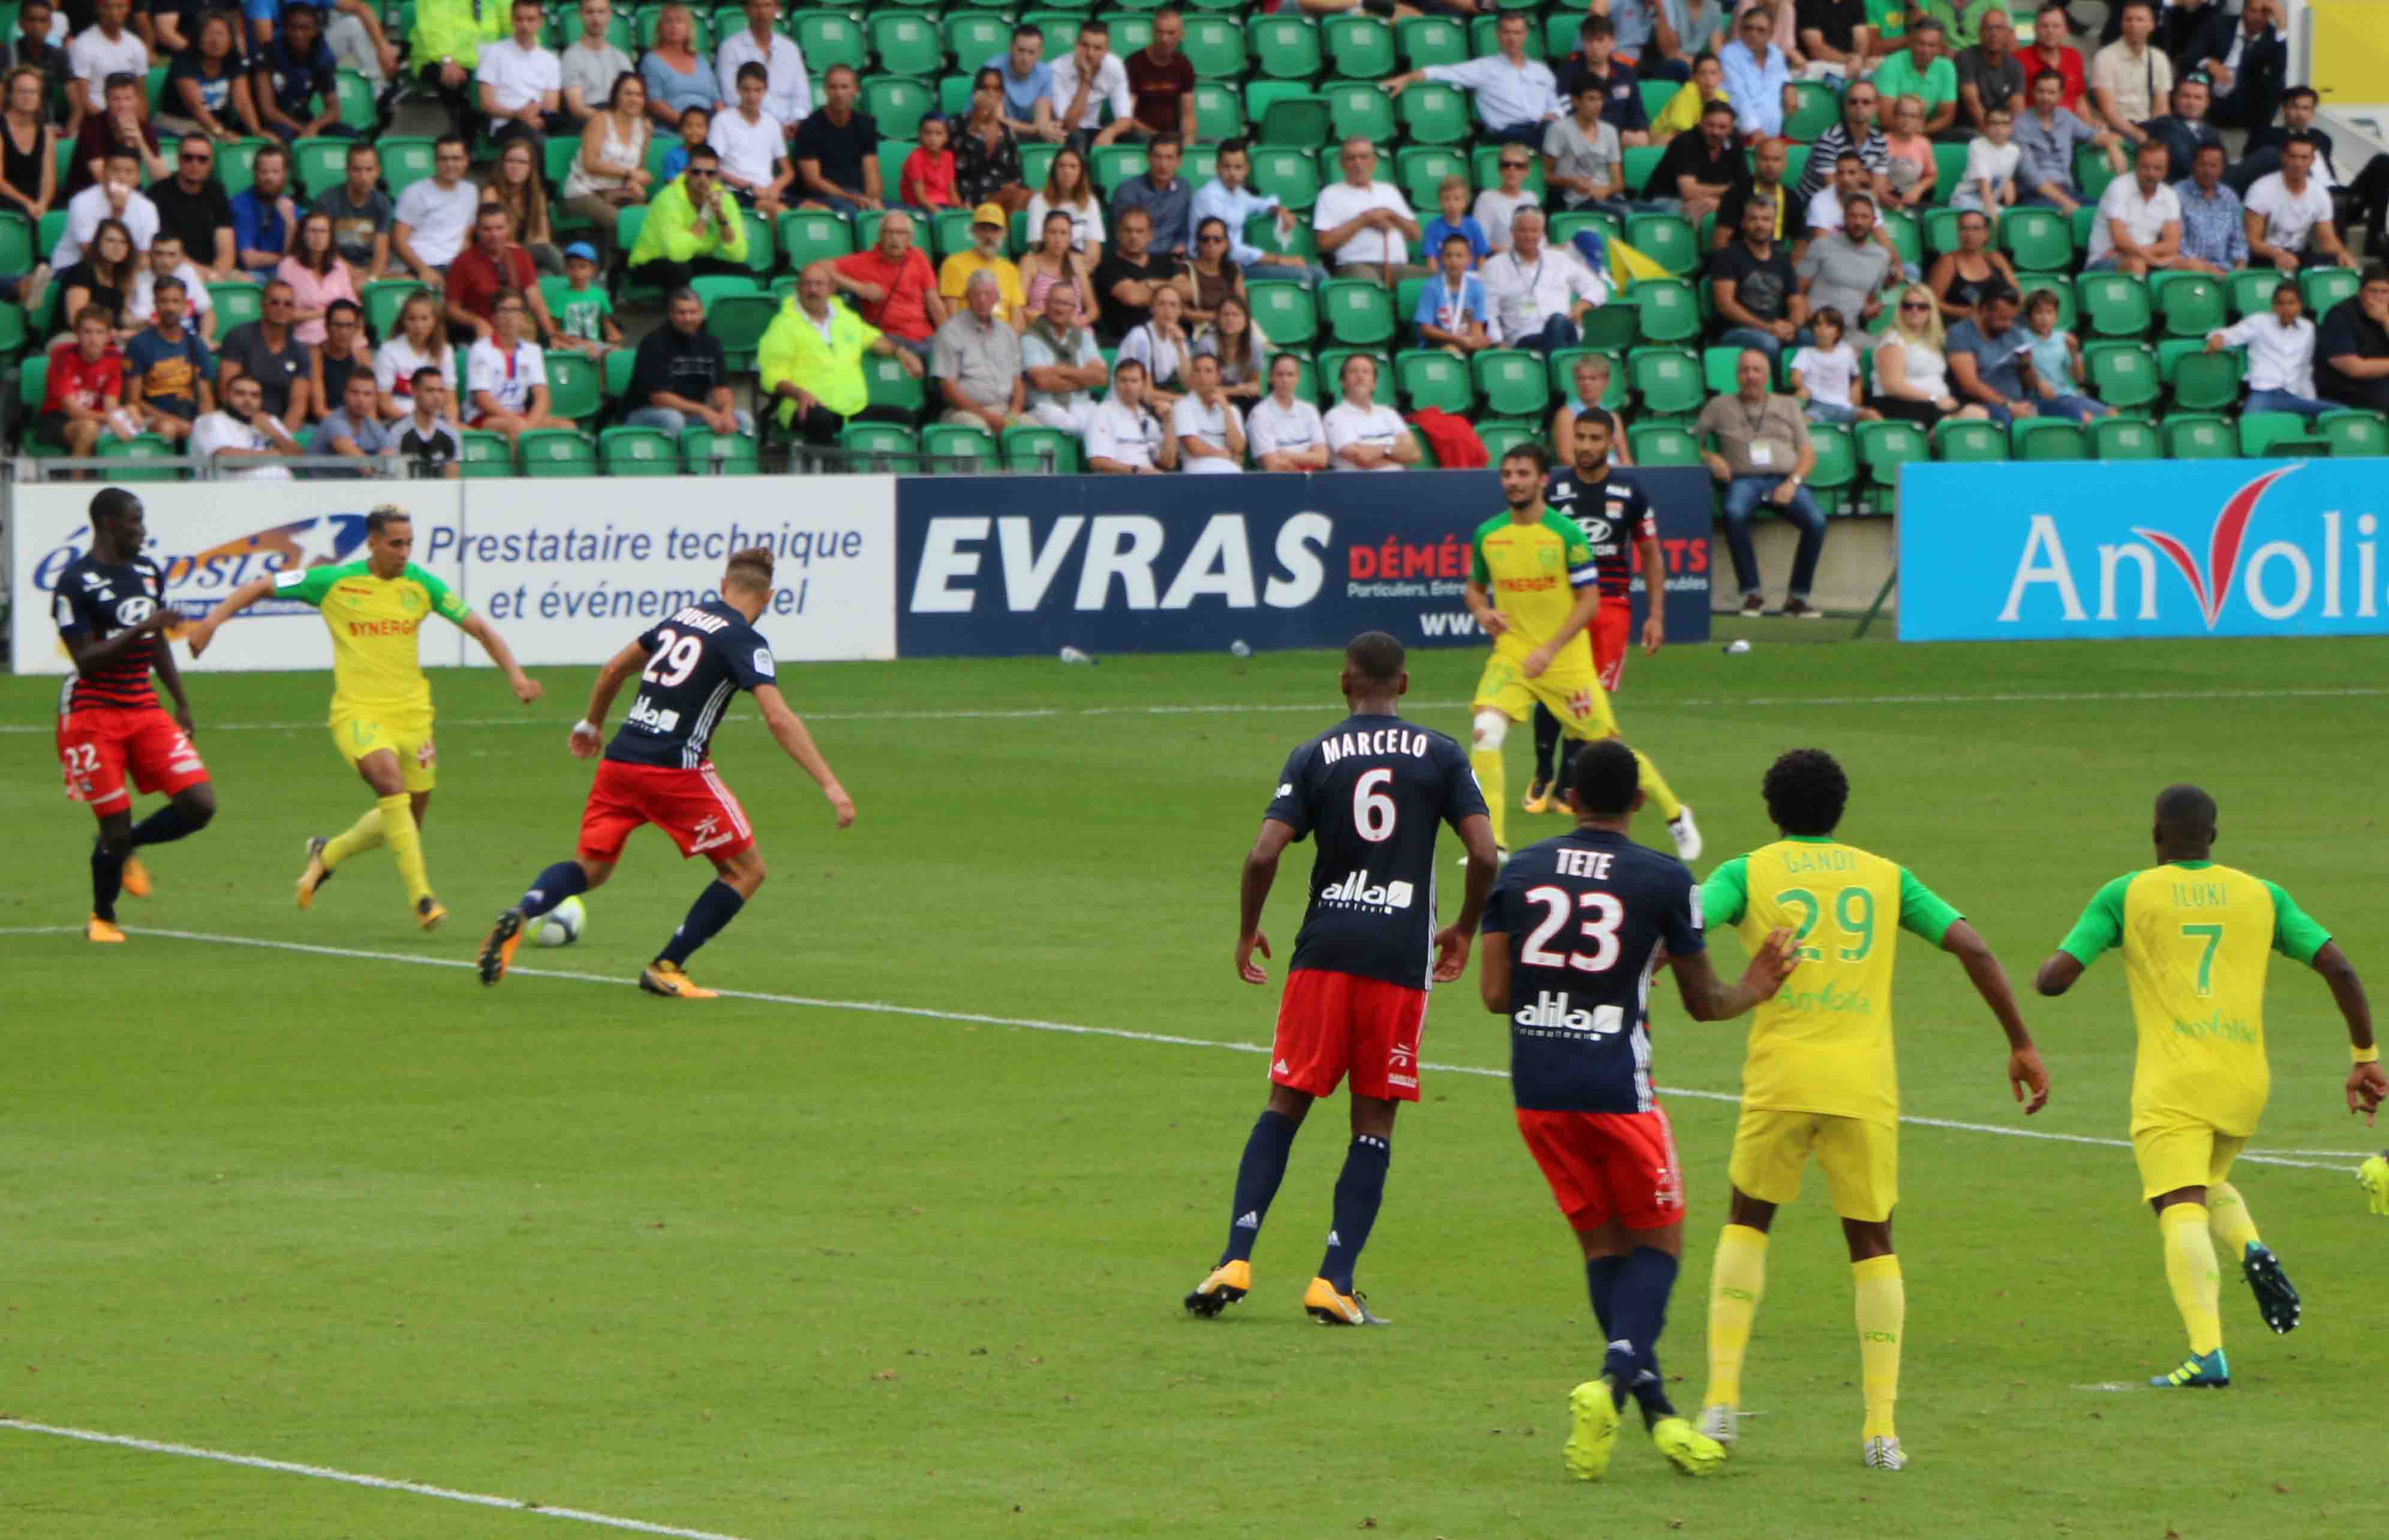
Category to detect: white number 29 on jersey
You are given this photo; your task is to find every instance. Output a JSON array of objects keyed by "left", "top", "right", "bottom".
[{"left": 642, "top": 628, "right": 703, "bottom": 687}]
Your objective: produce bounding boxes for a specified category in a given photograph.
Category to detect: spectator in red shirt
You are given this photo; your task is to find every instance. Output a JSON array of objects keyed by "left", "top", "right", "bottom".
[
  {"left": 41, "top": 304, "right": 142, "bottom": 453},
  {"left": 829, "top": 209, "right": 947, "bottom": 359},
  {"left": 2027, "top": 2, "right": 2088, "bottom": 114},
  {"left": 1124, "top": 7, "right": 1196, "bottom": 144},
  {"left": 443, "top": 201, "right": 559, "bottom": 346}
]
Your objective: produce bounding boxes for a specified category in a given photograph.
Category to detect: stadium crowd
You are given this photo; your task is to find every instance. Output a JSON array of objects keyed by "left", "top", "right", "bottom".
[{"left": 4, "top": 0, "right": 2388, "bottom": 482}]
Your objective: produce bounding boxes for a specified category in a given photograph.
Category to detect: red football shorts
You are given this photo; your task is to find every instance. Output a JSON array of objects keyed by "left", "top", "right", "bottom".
[
  {"left": 1271, "top": 968, "right": 1428, "bottom": 1102},
  {"left": 56, "top": 707, "right": 209, "bottom": 815},
  {"left": 577, "top": 759, "right": 755, "bottom": 862},
  {"left": 1515, "top": 1106, "right": 1686, "bottom": 1232},
  {"left": 1591, "top": 600, "right": 1632, "bottom": 693}
]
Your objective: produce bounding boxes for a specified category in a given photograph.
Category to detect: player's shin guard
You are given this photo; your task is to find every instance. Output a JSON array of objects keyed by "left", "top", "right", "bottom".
[
  {"left": 519, "top": 861, "right": 589, "bottom": 920},
  {"left": 1705, "top": 1223, "right": 1768, "bottom": 1409},
  {"left": 1317, "top": 1134, "right": 1390, "bottom": 1292},
  {"left": 1532, "top": 703, "right": 1561, "bottom": 782},
  {"left": 1629, "top": 747, "right": 1683, "bottom": 823},
  {"left": 2160, "top": 1202, "right": 2223, "bottom": 1355},
  {"left": 1470, "top": 711, "right": 1509, "bottom": 848},
  {"left": 657, "top": 879, "right": 745, "bottom": 967},
  {"left": 2208, "top": 1183, "right": 2261, "bottom": 1253},
  {"left": 1852, "top": 1255, "right": 1904, "bottom": 1440},
  {"left": 1221, "top": 1108, "right": 1299, "bottom": 1266},
  {"left": 322, "top": 805, "right": 386, "bottom": 869},
  {"left": 1606, "top": 1247, "right": 1680, "bottom": 1423},
  {"left": 376, "top": 793, "right": 431, "bottom": 904}
]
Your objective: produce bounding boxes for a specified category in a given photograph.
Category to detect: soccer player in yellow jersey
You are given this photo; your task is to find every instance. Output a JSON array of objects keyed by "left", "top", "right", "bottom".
[
  {"left": 187, "top": 506, "right": 541, "bottom": 928},
  {"left": 1695, "top": 748, "right": 2048, "bottom": 1472},
  {"left": 1464, "top": 442, "right": 1698, "bottom": 862},
  {"left": 2035, "top": 784, "right": 2385, "bottom": 1389}
]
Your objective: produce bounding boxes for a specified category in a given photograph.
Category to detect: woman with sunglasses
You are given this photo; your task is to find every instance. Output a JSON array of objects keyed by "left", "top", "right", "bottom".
[
  {"left": 1183, "top": 215, "right": 1244, "bottom": 328},
  {"left": 1475, "top": 149, "right": 1542, "bottom": 257},
  {"left": 1869, "top": 282, "right": 1993, "bottom": 426},
  {"left": 1924, "top": 207, "right": 2018, "bottom": 326}
]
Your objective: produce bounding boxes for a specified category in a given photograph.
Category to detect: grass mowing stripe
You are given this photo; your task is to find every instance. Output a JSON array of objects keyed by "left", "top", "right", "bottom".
[
  {"left": 0, "top": 1419, "right": 754, "bottom": 1540},
  {"left": 1, "top": 925, "right": 2358, "bottom": 1175}
]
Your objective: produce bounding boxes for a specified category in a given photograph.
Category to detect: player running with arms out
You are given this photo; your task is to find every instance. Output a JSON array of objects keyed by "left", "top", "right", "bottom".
[
  {"left": 1695, "top": 748, "right": 2048, "bottom": 1472},
  {"left": 477, "top": 547, "right": 856, "bottom": 1000},
  {"left": 2033, "top": 784, "right": 2384, "bottom": 1390},
  {"left": 52, "top": 488, "right": 218, "bottom": 942},
  {"left": 1185, "top": 632, "right": 1499, "bottom": 1327},
  {"left": 186, "top": 506, "right": 540, "bottom": 930},
  {"left": 1467, "top": 443, "right": 1696, "bottom": 864},
  {"left": 1479, "top": 740, "right": 1796, "bottom": 1482},
  {"left": 1524, "top": 413, "right": 1668, "bottom": 817}
]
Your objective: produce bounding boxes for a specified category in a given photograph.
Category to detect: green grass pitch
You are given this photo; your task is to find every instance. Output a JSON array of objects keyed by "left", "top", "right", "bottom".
[{"left": 4, "top": 625, "right": 2384, "bottom": 1539}]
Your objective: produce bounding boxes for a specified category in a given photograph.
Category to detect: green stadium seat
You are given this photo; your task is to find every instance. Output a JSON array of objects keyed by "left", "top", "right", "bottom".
[
  {"left": 1639, "top": 79, "right": 1677, "bottom": 122},
  {"left": 838, "top": 420, "right": 919, "bottom": 465},
  {"left": 2084, "top": 341, "right": 2159, "bottom": 408},
  {"left": 2238, "top": 410, "right": 2309, "bottom": 457},
  {"left": 98, "top": 432, "right": 180, "bottom": 481},
  {"left": 1109, "top": 17, "right": 1157, "bottom": 57},
  {"left": 792, "top": 12, "right": 866, "bottom": 71},
  {"left": 2150, "top": 270, "right": 2227, "bottom": 337},
  {"left": 1624, "top": 212, "right": 1698, "bottom": 276},
  {"left": 1019, "top": 140, "right": 1060, "bottom": 190},
  {"left": 1244, "top": 209, "right": 1318, "bottom": 263},
  {"left": 2074, "top": 143, "right": 2119, "bottom": 203},
  {"left": 1092, "top": 143, "right": 1147, "bottom": 195},
  {"left": 361, "top": 278, "right": 423, "bottom": 340},
  {"left": 1397, "top": 81, "right": 1472, "bottom": 146},
  {"left": 1023, "top": 12, "right": 1079, "bottom": 60},
  {"left": 862, "top": 351, "right": 925, "bottom": 413},
  {"left": 213, "top": 137, "right": 269, "bottom": 197},
  {"left": 459, "top": 428, "right": 512, "bottom": 477},
  {"left": 1621, "top": 145, "right": 1664, "bottom": 196},
  {"left": 1396, "top": 15, "right": 1467, "bottom": 67},
  {"left": 1475, "top": 348, "right": 1549, "bottom": 417},
  {"left": 1629, "top": 420, "right": 1699, "bottom": 465},
  {"left": 2320, "top": 409, "right": 2389, "bottom": 458},
  {"left": 1248, "top": 145, "right": 1322, "bottom": 210},
  {"left": 921, "top": 421, "right": 1000, "bottom": 471},
  {"left": 1319, "top": 78, "right": 1395, "bottom": 145},
  {"left": 603, "top": 345, "right": 636, "bottom": 404},
  {"left": 380, "top": 135, "right": 438, "bottom": 194},
  {"left": 598, "top": 425, "right": 681, "bottom": 476},
  {"left": 2228, "top": 267, "right": 2284, "bottom": 318},
  {"left": 2010, "top": 416, "right": 2087, "bottom": 460},
  {"left": 543, "top": 350, "right": 602, "bottom": 421},
  {"left": 2014, "top": 273, "right": 2076, "bottom": 333},
  {"left": 705, "top": 293, "right": 778, "bottom": 370},
  {"left": 1249, "top": 14, "right": 1323, "bottom": 78},
  {"left": 2068, "top": 203, "right": 2099, "bottom": 255},
  {"left": 0, "top": 298, "right": 25, "bottom": 354},
  {"left": 928, "top": 207, "right": 977, "bottom": 260},
  {"left": 1395, "top": 146, "right": 1466, "bottom": 210},
  {"left": 1633, "top": 279, "right": 1701, "bottom": 344},
  {"left": 1934, "top": 417, "right": 2009, "bottom": 462},
  {"left": 1469, "top": 13, "right": 1545, "bottom": 56},
  {"left": 1700, "top": 344, "right": 1741, "bottom": 396},
  {"left": 1856, "top": 418, "right": 1930, "bottom": 512},
  {"left": 1999, "top": 206, "right": 2072, "bottom": 270},
  {"left": 2089, "top": 414, "right": 2162, "bottom": 459},
  {"left": 1478, "top": 418, "right": 1543, "bottom": 460},
  {"left": 2302, "top": 265, "right": 2360, "bottom": 315},
  {"left": 1322, "top": 14, "right": 1397, "bottom": 78},
  {"left": 336, "top": 68, "right": 375, "bottom": 132},
  {"left": 1192, "top": 82, "right": 1245, "bottom": 142},
  {"left": 868, "top": 12, "right": 943, "bottom": 77},
  {"left": 2167, "top": 347, "right": 2241, "bottom": 411},
  {"left": 1576, "top": 298, "right": 1636, "bottom": 351},
  {"left": 1002, "top": 423, "right": 1083, "bottom": 473},
  {"left": 1549, "top": 209, "right": 1623, "bottom": 251},
  {"left": 1321, "top": 279, "right": 1395, "bottom": 344},
  {"left": 1183, "top": 14, "right": 1245, "bottom": 75},
  {"left": 2162, "top": 412, "right": 2236, "bottom": 459},
  {"left": 2077, "top": 271, "right": 2152, "bottom": 337},
  {"left": 677, "top": 427, "right": 759, "bottom": 474},
  {"left": 1396, "top": 348, "right": 1474, "bottom": 412},
  {"left": 1781, "top": 80, "right": 1837, "bottom": 142},
  {"left": 519, "top": 428, "right": 598, "bottom": 476},
  {"left": 0, "top": 209, "right": 31, "bottom": 273},
  {"left": 1627, "top": 345, "right": 1704, "bottom": 414},
  {"left": 293, "top": 137, "right": 349, "bottom": 199},
  {"left": 1929, "top": 142, "right": 1967, "bottom": 204},
  {"left": 210, "top": 282, "right": 263, "bottom": 332},
  {"left": 1800, "top": 420, "right": 1857, "bottom": 514},
  {"left": 862, "top": 76, "right": 933, "bottom": 129},
  {"left": 945, "top": 11, "right": 1010, "bottom": 70},
  {"left": 1921, "top": 207, "right": 1965, "bottom": 255}
]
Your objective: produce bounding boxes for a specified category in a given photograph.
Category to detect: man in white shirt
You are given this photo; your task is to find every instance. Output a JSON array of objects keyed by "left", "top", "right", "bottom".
[
  {"left": 1246, "top": 355, "right": 1328, "bottom": 471},
  {"left": 1050, "top": 17, "right": 1136, "bottom": 152},
  {"left": 1481, "top": 207, "right": 1611, "bottom": 353},
  {"left": 2244, "top": 136, "right": 2356, "bottom": 273},
  {"left": 125, "top": 232, "right": 216, "bottom": 341},
  {"left": 191, "top": 372, "right": 303, "bottom": 480},
  {"left": 559, "top": 0, "right": 633, "bottom": 124},
  {"left": 2086, "top": 139, "right": 2185, "bottom": 275},
  {"left": 1323, "top": 354, "right": 1418, "bottom": 472},
  {"left": 2089, "top": 0, "right": 2171, "bottom": 147},
  {"left": 2207, "top": 278, "right": 2327, "bottom": 417},
  {"left": 67, "top": 0, "right": 145, "bottom": 116},
  {"left": 392, "top": 134, "right": 480, "bottom": 282},
  {"left": 1385, "top": 11, "right": 1558, "bottom": 146},
  {"left": 467, "top": 294, "right": 573, "bottom": 443},
  {"left": 1313, "top": 138, "right": 1425, "bottom": 281},
  {"left": 1171, "top": 352, "right": 1245, "bottom": 474},
  {"left": 1084, "top": 355, "right": 1174, "bottom": 473},
  {"left": 709, "top": 62, "right": 791, "bottom": 215},
  {"left": 476, "top": 0, "right": 564, "bottom": 148},
  {"left": 716, "top": 0, "right": 810, "bottom": 142},
  {"left": 51, "top": 145, "right": 158, "bottom": 266}
]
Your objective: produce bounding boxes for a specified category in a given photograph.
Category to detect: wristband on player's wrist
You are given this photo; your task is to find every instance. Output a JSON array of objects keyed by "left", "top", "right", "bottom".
[
  {"left": 573, "top": 719, "right": 599, "bottom": 737},
  {"left": 2354, "top": 1045, "right": 2381, "bottom": 1064}
]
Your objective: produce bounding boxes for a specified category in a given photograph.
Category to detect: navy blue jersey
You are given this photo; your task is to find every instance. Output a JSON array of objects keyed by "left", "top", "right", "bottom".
[
  {"left": 1485, "top": 827, "right": 1704, "bottom": 1112},
  {"left": 604, "top": 601, "right": 777, "bottom": 769},
  {"left": 1545, "top": 462, "right": 1656, "bottom": 602},
  {"left": 1264, "top": 713, "right": 1488, "bottom": 990},
  {"left": 52, "top": 554, "right": 166, "bottom": 715}
]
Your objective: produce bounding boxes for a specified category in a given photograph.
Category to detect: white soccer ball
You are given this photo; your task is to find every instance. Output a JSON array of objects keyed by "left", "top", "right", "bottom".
[{"left": 536, "top": 895, "right": 586, "bottom": 948}]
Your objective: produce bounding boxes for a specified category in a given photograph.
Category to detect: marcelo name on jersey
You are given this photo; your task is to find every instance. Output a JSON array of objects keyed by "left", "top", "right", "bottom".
[
  {"left": 1545, "top": 467, "right": 1654, "bottom": 600},
  {"left": 606, "top": 601, "right": 777, "bottom": 770},
  {"left": 1264, "top": 713, "right": 1487, "bottom": 991}
]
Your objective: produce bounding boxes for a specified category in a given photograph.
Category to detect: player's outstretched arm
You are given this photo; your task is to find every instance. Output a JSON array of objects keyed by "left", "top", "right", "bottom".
[
  {"left": 1944, "top": 920, "right": 2050, "bottom": 1113},
  {"left": 1433, "top": 812, "right": 1501, "bottom": 983},
  {"left": 458, "top": 612, "right": 541, "bottom": 703},
  {"left": 569, "top": 639, "right": 648, "bottom": 759},
  {"left": 2310, "top": 942, "right": 2387, "bottom": 1123},
  {"left": 1236, "top": 819, "right": 1296, "bottom": 985},
  {"left": 183, "top": 573, "right": 280, "bottom": 658},
  {"left": 751, "top": 683, "right": 856, "bottom": 828},
  {"left": 1669, "top": 928, "right": 1798, "bottom": 1021}
]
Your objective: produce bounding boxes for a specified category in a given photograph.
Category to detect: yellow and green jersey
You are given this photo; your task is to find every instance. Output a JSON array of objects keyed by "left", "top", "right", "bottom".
[
  {"left": 1701, "top": 838, "right": 1963, "bottom": 1126},
  {"left": 1470, "top": 509, "right": 1599, "bottom": 662},
  {"left": 270, "top": 559, "right": 471, "bottom": 718},
  {"left": 2057, "top": 861, "right": 2331, "bottom": 1136}
]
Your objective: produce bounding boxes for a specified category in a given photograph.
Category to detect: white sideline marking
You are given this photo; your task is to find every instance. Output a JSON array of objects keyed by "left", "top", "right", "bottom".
[
  {"left": 0, "top": 1419, "right": 753, "bottom": 1540},
  {"left": 3, "top": 684, "right": 2385, "bottom": 736},
  {"left": 0, "top": 925, "right": 2360, "bottom": 1174}
]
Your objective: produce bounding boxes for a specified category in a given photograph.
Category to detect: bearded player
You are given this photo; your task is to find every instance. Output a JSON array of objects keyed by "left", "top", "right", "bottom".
[
  {"left": 1524, "top": 411, "right": 1666, "bottom": 816},
  {"left": 1466, "top": 442, "right": 1696, "bottom": 862},
  {"left": 52, "top": 487, "right": 217, "bottom": 942},
  {"left": 477, "top": 546, "right": 856, "bottom": 1000}
]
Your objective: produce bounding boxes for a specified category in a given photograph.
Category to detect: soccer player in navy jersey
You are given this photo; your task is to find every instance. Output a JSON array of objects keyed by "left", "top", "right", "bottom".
[
  {"left": 1479, "top": 739, "right": 1795, "bottom": 1481},
  {"left": 51, "top": 487, "right": 216, "bottom": 942},
  {"left": 1185, "top": 631, "right": 1502, "bottom": 1326},
  {"left": 477, "top": 546, "right": 856, "bottom": 999}
]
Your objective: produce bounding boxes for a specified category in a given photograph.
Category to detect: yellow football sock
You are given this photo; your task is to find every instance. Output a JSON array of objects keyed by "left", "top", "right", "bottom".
[
  {"left": 321, "top": 805, "right": 385, "bottom": 869},
  {"left": 1704, "top": 1223, "right": 1768, "bottom": 1408},
  {"left": 2208, "top": 1182, "right": 2261, "bottom": 1255},
  {"left": 1471, "top": 747, "right": 1507, "bottom": 849},
  {"left": 1852, "top": 1254, "right": 1904, "bottom": 1440},
  {"left": 1630, "top": 747, "right": 1683, "bottom": 822},
  {"left": 2160, "top": 1202, "right": 2223, "bottom": 1355},
  {"left": 375, "top": 793, "right": 432, "bottom": 905}
]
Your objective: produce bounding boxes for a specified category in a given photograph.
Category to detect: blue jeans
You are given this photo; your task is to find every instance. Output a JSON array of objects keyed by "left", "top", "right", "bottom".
[
  {"left": 1239, "top": 255, "right": 1331, "bottom": 289},
  {"left": 1804, "top": 400, "right": 1860, "bottom": 425},
  {"left": 1484, "top": 121, "right": 1545, "bottom": 148},
  {"left": 626, "top": 405, "right": 757, "bottom": 436},
  {"left": 1518, "top": 312, "right": 1581, "bottom": 354},
  {"left": 2038, "top": 393, "right": 2111, "bottom": 422},
  {"left": 1716, "top": 324, "right": 1812, "bottom": 363},
  {"left": 1720, "top": 476, "right": 1827, "bottom": 600},
  {"left": 2246, "top": 388, "right": 2333, "bottom": 420}
]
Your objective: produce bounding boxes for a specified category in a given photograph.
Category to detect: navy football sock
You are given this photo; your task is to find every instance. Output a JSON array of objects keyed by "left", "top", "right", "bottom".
[
  {"left": 518, "top": 861, "right": 589, "bottom": 919},
  {"left": 90, "top": 842, "right": 126, "bottom": 922},
  {"left": 1606, "top": 1247, "right": 1681, "bottom": 1419},
  {"left": 1531, "top": 703, "right": 1561, "bottom": 781},
  {"left": 129, "top": 802, "right": 203, "bottom": 847},
  {"left": 1317, "top": 1134, "right": 1391, "bottom": 1292},
  {"left": 1218, "top": 1108, "right": 1300, "bottom": 1266},
  {"left": 1585, "top": 1254, "right": 1625, "bottom": 1337},
  {"left": 657, "top": 879, "right": 745, "bottom": 967}
]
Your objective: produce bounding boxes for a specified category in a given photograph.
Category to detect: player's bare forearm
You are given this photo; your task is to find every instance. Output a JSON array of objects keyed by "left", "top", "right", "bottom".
[
  {"left": 462, "top": 613, "right": 540, "bottom": 700},
  {"left": 150, "top": 634, "right": 195, "bottom": 727},
  {"left": 1239, "top": 828, "right": 1289, "bottom": 939},
  {"left": 1453, "top": 813, "right": 1498, "bottom": 933},
  {"left": 2315, "top": 943, "right": 2375, "bottom": 1051},
  {"left": 2034, "top": 951, "right": 2084, "bottom": 996},
  {"left": 1946, "top": 922, "right": 2033, "bottom": 1048},
  {"left": 1672, "top": 928, "right": 1795, "bottom": 1020},
  {"left": 1464, "top": 578, "right": 1504, "bottom": 633},
  {"left": 1477, "top": 930, "right": 1512, "bottom": 1012},
  {"left": 581, "top": 642, "right": 645, "bottom": 727},
  {"left": 1549, "top": 583, "right": 1605, "bottom": 651},
  {"left": 198, "top": 573, "right": 278, "bottom": 628}
]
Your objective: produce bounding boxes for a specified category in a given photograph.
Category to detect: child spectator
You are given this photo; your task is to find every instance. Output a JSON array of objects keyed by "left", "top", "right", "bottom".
[
  {"left": 660, "top": 105, "right": 709, "bottom": 184},
  {"left": 2021, "top": 286, "right": 2113, "bottom": 422},
  {"left": 1789, "top": 306, "right": 1877, "bottom": 424},
  {"left": 549, "top": 240, "right": 623, "bottom": 357},
  {"left": 2207, "top": 279, "right": 2328, "bottom": 419},
  {"left": 1419, "top": 175, "right": 1489, "bottom": 269},
  {"left": 1882, "top": 94, "right": 1936, "bottom": 209},
  {"left": 1650, "top": 52, "right": 1727, "bottom": 142},
  {"left": 1951, "top": 106, "right": 2020, "bottom": 216},
  {"left": 901, "top": 114, "right": 960, "bottom": 212}
]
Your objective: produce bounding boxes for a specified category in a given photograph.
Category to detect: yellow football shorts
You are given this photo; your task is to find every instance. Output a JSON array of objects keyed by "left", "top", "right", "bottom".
[
  {"left": 2130, "top": 1117, "right": 2248, "bottom": 1202},
  {"left": 329, "top": 709, "right": 438, "bottom": 792},
  {"left": 1472, "top": 644, "right": 1618, "bottom": 739},
  {"left": 1728, "top": 1106, "right": 1899, "bottom": 1222}
]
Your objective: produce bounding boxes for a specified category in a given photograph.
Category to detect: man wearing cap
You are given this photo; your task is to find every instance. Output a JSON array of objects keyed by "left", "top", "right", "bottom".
[{"left": 937, "top": 202, "right": 1027, "bottom": 329}]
